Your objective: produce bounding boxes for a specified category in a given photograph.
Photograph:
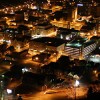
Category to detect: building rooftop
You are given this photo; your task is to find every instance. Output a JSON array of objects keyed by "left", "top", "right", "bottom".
[
  {"left": 13, "top": 35, "right": 31, "bottom": 42},
  {"left": 84, "top": 40, "right": 96, "bottom": 47},
  {"left": 66, "top": 37, "right": 95, "bottom": 48},
  {"left": 31, "top": 37, "right": 65, "bottom": 47},
  {"left": 57, "top": 28, "right": 79, "bottom": 35}
]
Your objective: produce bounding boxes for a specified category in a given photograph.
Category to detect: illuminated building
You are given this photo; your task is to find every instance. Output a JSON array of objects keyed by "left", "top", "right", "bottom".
[
  {"left": 31, "top": 22, "right": 55, "bottom": 38},
  {"left": 87, "top": 55, "right": 100, "bottom": 63},
  {"left": 11, "top": 36, "right": 30, "bottom": 52},
  {"left": 66, "top": 7, "right": 77, "bottom": 22},
  {"left": 32, "top": 53, "right": 51, "bottom": 63},
  {"left": 86, "top": 43, "right": 100, "bottom": 63},
  {"left": 29, "top": 37, "right": 65, "bottom": 55},
  {"left": 65, "top": 37, "right": 97, "bottom": 59},
  {"left": 3, "top": 28, "right": 19, "bottom": 41},
  {"left": 56, "top": 27, "right": 79, "bottom": 41},
  {"left": 50, "top": 7, "right": 78, "bottom": 28}
]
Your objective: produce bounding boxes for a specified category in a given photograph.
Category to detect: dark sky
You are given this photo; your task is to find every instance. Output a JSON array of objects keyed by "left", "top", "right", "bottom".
[
  {"left": 0, "top": 0, "right": 26, "bottom": 4},
  {"left": 0, "top": 0, "right": 26, "bottom": 8}
]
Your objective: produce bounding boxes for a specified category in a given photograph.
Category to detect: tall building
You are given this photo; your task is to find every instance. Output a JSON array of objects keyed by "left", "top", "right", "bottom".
[
  {"left": 61, "top": 7, "right": 78, "bottom": 22},
  {"left": 50, "top": 7, "right": 78, "bottom": 28}
]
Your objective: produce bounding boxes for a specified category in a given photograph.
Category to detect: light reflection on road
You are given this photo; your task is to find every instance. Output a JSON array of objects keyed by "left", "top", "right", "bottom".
[{"left": 21, "top": 86, "right": 88, "bottom": 100}]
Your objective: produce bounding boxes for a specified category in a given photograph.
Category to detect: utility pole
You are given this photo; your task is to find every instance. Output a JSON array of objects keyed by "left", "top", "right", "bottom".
[{"left": 0, "top": 75, "right": 5, "bottom": 100}]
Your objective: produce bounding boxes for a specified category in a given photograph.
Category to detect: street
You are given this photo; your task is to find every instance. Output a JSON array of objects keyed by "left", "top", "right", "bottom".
[{"left": 21, "top": 86, "right": 88, "bottom": 100}]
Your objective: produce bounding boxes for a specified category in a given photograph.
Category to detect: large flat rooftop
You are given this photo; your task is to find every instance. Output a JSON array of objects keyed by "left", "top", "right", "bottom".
[
  {"left": 31, "top": 37, "right": 65, "bottom": 47},
  {"left": 57, "top": 28, "right": 79, "bottom": 35},
  {"left": 66, "top": 37, "right": 95, "bottom": 48}
]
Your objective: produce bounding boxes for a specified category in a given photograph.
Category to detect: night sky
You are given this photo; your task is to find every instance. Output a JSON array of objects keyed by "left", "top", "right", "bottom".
[{"left": 0, "top": 0, "right": 26, "bottom": 8}]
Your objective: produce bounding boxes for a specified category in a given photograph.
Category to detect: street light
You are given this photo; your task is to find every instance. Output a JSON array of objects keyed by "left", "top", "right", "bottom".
[
  {"left": 74, "top": 80, "right": 79, "bottom": 87},
  {"left": 74, "top": 80, "right": 80, "bottom": 100},
  {"left": 0, "top": 75, "right": 5, "bottom": 100},
  {"left": 7, "top": 89, "right": 12, "bottom": 94}
]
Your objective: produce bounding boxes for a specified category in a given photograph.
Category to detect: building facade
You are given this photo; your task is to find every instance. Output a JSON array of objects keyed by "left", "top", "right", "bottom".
[
  {"left": 65, "top": 37, "right": 97, "bottom": 59},
  {"left": 28, "top": 37, "right": 65, "bottom": 55}
]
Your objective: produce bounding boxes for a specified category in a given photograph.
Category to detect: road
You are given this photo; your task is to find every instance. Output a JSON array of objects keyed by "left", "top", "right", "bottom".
[
  {"left": 0, "top": 64, "right": 11, "bottom": 74},
  {"left": 4, "top": 83, "right": 100, "bottom": 100},
  {"left": 21, "top": 86, "right": 88, "bottom": 100}
]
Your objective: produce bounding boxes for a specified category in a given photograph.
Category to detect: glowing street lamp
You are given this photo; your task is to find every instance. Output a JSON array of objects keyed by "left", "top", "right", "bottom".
[
  {"left": 74, "top": 80, "right": 80, "bottom": 87},
  {"left": 7, "top": 89, "right": 12, "bottom": 94},
  {"left": 74, "top": 80, "right": 80, "bottom": 100}
]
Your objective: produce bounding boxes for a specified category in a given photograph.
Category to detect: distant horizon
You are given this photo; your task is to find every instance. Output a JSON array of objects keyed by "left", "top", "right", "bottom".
[{"left": 0, "top": 0, "right": 100, "bottom": 10}]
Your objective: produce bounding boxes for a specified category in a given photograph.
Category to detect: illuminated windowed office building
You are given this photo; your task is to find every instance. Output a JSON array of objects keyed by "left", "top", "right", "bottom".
[{"left": 65, "top": 37, "right": 97, "bottom": 59}]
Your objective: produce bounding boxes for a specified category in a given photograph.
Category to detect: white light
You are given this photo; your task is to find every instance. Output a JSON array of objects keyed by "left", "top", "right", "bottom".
[
  {"left": 7, "top": 89, "right": 12, "bottom": 94},
  {"left": 74, "top": 80, "right": 79, "bottom": 87},
  {"left": 22, "top": 68, "right": 29, "bottom": 73},
  {"left": 60, "top": 35, "right": 63, "bottom": 39},
  {"left": 66, "top": 36, "right": 70, "bottom": 40}
]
